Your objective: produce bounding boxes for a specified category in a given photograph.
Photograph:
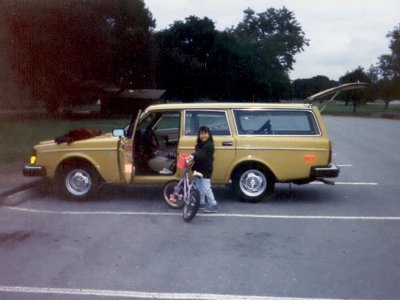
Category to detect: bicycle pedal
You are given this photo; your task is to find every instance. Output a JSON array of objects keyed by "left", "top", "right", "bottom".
[{"left": 169, "top": 195, "right": 176, "bottom": 202}]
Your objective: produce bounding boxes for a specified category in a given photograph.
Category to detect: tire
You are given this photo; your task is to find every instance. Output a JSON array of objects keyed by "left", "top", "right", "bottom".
[
  {"left": 163, "top": 180, "right": 184, "bottom": 208},
  {"left": 57, "top": 162, "right": 100, "bottom": 200},
  {"left": 182, "top": 188, "right": 200, "bottom": 222},
  {"left": 233, "top": 166, "right": 275, "bottom": 203}
]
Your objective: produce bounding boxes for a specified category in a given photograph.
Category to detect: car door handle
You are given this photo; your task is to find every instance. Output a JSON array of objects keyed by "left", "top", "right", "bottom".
[{"left": 222, "top": 141, "right": 233, "bottom": 146}]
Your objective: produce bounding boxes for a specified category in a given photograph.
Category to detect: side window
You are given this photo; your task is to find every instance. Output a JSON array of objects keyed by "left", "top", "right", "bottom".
[
  {"left": 153, "top": 112, "right": 180, "bottom": 145},
  {"left": 233, "top": 110, "right": 319, "bottom": 135},
  {"left": 154, "top": 113, "right": 180, "bottom": 131},
  {"left": 185, "top": 110, "right": 230, "bottom": 136}
]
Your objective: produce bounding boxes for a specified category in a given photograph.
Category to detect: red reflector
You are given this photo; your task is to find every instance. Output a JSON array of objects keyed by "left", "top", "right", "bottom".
[{"left": 304, "top": 154, "right": 316, "bottom": 163}]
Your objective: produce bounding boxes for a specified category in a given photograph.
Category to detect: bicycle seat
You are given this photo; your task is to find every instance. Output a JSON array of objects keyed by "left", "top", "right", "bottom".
[{"left": 192, "top": 171, "right": 203, "bottom": 178}]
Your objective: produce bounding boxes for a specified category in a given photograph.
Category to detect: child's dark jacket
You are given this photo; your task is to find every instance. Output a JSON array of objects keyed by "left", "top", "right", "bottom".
[{"left": 192, "top": 139, "right": 214, "bottom": 179}]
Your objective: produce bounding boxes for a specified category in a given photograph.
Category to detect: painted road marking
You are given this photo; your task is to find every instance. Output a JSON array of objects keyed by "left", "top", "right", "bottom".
[
  {"left": 310, "top": 182, "right": 378, "bottom": 185},
  {"left": 0, "top": 285, "right": 367, "bottom": 300},
  {"left": 336, "top": 164, "right": 352, "bottom": 167},
  {"left": 5, "top": 206, "right": 400, "bottom": 221}
]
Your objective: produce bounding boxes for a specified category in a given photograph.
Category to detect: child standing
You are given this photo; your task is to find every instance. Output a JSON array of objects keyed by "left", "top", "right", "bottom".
[{"left": 190, "top": 126, "right": 218, "bottom": 213}]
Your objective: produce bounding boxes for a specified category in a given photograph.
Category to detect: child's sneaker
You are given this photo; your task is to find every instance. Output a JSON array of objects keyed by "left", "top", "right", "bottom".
[{"left": 204, "top": 205, "right": 218, "bottom": 213}]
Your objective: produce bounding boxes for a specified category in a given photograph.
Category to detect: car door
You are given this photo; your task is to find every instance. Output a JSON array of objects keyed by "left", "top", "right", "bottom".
[
  {"left": 117, "top": 110, "right": 141, "bottom": 184},
  {"left": 180, "top": 110, "right": 235, "bottom": 183}
]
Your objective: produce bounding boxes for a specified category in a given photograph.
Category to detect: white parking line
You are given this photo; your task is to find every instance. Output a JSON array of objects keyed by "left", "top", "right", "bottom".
[
  {"left": 310, "top": 182, "right": 378, "bottom": 185},
  {"left": 5, "top": 207, "right": 400, "bottom": 221},
  {"left": 0, "top": 285, "right": 366, "bottom": 300}
]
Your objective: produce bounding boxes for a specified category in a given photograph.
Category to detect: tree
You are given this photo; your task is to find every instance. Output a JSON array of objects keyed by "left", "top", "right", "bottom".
[
  {"left": 292, "top": 76, "right": 336, "bottom": 100},
  {"left": 378, "top": 24, "right": 400, "bottom": 79},
  {"left": 155, "top": 7, "right": 308, "bottom": 102},
  {"left": 4, "top": 0, "right": 154, "bottom": 114},
  {"left": 339, "top": 67, "right": 372, "bottom": 113},
  {"left": 155, "top": 16, "right": 216, "bottom": 100},
  {"left": 104, "top": 0, "right": 156, "bottom": 88},
  {"left": 234, "top": 7, "right": 309, "bottom": 71},
  {"left": 231, "top": 7, "right": 309, "bottom": 101},
  {"left": 376, "top": 24, "right": 400, "bottom": 108}
]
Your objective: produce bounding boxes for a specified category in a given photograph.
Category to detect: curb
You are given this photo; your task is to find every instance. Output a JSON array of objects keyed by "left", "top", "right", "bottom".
[
  {"left": 0, "top": 179, "right": 47, "bottom": 206},
  {"left": 2, "top": 187, "right": 39, "bottom": 206}
]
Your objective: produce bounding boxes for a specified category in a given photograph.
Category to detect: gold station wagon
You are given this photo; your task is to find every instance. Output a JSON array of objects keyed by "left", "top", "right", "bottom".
[
  {"left": 25, "top": 83, "right": 369, "bottom": 202},
  {"left": 24, "top": 100, "right": 342, "bottom": 202}
]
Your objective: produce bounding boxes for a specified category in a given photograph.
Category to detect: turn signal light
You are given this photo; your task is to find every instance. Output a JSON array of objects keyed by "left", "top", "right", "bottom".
[{"left": 30, "top": 155, "right": 37, "bottom": 164}]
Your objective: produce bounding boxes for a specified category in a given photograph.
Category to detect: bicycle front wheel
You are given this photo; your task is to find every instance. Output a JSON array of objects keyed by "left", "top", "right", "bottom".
[
  {"left": 163, "top": 180, "right": 184, "bottom": 208},
  {"left": 183, "top": 188, "right": 200, "bottom": 222}
]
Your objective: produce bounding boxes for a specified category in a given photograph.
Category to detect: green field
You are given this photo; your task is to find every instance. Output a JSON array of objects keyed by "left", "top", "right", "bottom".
[
  {"left": 315, "top": 102, "right": 400, "bottom": 116},
  {"left": 1, "top": 102, "right": 399, "bottom": 167}
]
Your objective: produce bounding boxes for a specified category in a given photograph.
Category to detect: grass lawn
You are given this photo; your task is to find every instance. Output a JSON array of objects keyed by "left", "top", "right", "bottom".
[
  {"left": 315, "top": 102, "right": 400, "bottom": 116},
  {"left": 0, "top": 114, "right": 129, "bottom": 167}
]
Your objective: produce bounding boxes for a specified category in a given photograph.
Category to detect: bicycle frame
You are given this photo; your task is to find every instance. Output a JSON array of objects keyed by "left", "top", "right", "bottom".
[{"left": 171, "top": 166, "right": 196, "bottom": 205}]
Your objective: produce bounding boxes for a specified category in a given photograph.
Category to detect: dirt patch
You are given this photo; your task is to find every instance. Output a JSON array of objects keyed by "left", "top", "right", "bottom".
[
  {"left": 372, "top": 112, "right": 400, "bottom": 120},
  {"left": 0, "top": 231, "right": 31, "bottom": 245}
]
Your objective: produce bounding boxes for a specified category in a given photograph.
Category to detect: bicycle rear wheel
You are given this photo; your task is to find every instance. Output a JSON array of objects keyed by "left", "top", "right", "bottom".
[
  {"left": 163, "top": 180, "right": 184, "bottom": 208},
  {"left": 183, "top": 188, "right": 200, "bottom": 222}
]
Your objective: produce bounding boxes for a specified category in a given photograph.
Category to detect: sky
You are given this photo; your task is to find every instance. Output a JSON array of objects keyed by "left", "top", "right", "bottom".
[{"left": 144, "top": 0, "right": 400, "bottom": 81}]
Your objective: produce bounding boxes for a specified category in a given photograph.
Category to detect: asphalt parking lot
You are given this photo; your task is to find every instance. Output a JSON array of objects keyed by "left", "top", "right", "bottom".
[{"left": 1, "top": 116, "right": 400, "bottom": 300}]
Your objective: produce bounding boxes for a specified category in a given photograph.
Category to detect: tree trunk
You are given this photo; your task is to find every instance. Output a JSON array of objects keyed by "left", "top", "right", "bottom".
[{"left": 384, "top": 100, "right": 390, "bottom": 109}]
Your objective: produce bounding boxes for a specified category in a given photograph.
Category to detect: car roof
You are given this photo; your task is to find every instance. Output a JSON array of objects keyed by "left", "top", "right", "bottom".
[{"left": 145, "top": 102, "right": 314, "bottom": 112}]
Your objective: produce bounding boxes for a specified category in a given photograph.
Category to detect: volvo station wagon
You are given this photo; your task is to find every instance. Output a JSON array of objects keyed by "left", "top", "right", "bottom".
[{"left": 24, "top": 99, "right": 343, "bottom": 202}]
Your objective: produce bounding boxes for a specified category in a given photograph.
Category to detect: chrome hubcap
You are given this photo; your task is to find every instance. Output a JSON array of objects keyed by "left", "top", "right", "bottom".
[
  {"left": 66, "top": 169, "right": 92, "bottom": 196},
  {"left": 239, "top": 170, "right": 267, "bottom": 197}
]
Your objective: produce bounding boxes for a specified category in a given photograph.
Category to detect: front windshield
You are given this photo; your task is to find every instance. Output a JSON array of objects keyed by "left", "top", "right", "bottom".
[{"left": 125, "top": 110, "right": 145, "bottom": 138}]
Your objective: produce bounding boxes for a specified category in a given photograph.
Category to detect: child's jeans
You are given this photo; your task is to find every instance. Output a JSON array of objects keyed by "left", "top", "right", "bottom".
[{"left": 194, "top": 177, "right": 217, "bottom": 206}]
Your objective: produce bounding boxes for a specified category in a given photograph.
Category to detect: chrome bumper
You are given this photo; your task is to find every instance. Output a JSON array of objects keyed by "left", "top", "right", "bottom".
[
  {"left": 23, "top": 164, "right": 45, "bottom": 177},
  {"left": 311, "top": 163, "right": 340, "bottom": 178}
]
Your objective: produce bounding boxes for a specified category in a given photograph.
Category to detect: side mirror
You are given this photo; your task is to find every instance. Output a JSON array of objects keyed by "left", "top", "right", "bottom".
[{"left": 112, "top": 129, "right": 125, "bottom": 137}]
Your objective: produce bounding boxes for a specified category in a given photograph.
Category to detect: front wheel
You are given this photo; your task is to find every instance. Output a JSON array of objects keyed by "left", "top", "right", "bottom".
[
  {"left": 163, "top": 180, "right": 184, "bottom": 208},
  {"left": 233, "top": 166, "right": 275, "bottom": 203},
  {"left": 183, "top": 188, "right": 200, "bottom": 222},
  {"left": 56, "top": 162, "right": 100, "bottom": 200}
]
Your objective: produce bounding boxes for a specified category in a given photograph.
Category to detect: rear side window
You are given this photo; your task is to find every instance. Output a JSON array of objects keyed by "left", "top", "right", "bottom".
[
  {"left": 185, "top": 110, "right": 230, "bottom": 136},
  {"left": 233, "top": 110, "right": 319, "bottom": 135}
]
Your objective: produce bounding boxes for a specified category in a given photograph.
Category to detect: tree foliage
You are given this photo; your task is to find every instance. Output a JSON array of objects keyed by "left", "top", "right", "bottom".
[
  {"left": 155, "top": 7, "right": 309, "bottom": 101},
  {"left": 378, "top": 24, "right": 400, "bottom": 79},
  {"left": 155, "top": 16, "right": 216, "bottom": 100},
  {"left": 375, "top": 23, "right": 400, "bottom": 108},
  {"left": 4, "top": 4, "right": 311, "bottom": 109},
  {"left": 339, "top": 67, "right": 372, "bottom": 112},
  {"left": 292, "top": 76, "right": 335, "bottom": 99},
  {"left": 4, "top": 0, "right": 154, "bottom": 114}
]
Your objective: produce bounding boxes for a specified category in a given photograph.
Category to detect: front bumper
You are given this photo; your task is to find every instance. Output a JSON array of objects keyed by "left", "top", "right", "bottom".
[
  {"left": 23, "top": 164, "right": 46, "bottom": 177},
  {"left": 311, "top": 163, "right": 340, "bottom": 178}
]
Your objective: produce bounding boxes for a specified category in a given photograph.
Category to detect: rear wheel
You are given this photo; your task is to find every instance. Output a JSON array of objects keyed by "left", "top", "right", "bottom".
[
  {"left": 56, "top": 162, "right": 100, "bottom": 200},
  {"left": 183, "top": 188, "right": 200, "bottom": 222},
  {"left": 163, "top": 180, "right": 184, "bottom": 208},
  {"left": 233, "top": 166, "right": 275, "bottom": 203}
]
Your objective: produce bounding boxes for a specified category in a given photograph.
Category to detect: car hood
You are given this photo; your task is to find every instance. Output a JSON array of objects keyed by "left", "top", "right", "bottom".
[{"left": 35, "top": 133, "right": 118, "bottom": 150}]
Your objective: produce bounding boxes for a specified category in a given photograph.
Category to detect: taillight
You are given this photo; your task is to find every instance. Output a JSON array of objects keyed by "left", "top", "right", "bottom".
[
  {"left": 328, "top": 140, "right": 332, "bottom": 163},
  {"left": 304, "top": 154, "right": 316, "bottom": 163}
]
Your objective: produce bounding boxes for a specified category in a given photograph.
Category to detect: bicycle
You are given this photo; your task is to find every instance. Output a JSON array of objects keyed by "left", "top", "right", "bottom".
[{"left": 163, "top": 153, "right": 201, "bottom": 222}]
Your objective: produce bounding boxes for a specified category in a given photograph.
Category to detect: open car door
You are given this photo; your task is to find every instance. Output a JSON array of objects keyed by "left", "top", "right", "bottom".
[
  {"left": 116, "top": 110, "right": 141, "bottom": 184},
  {"left": 306, "top": 82, "right": 369, "bottom": 112}
]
